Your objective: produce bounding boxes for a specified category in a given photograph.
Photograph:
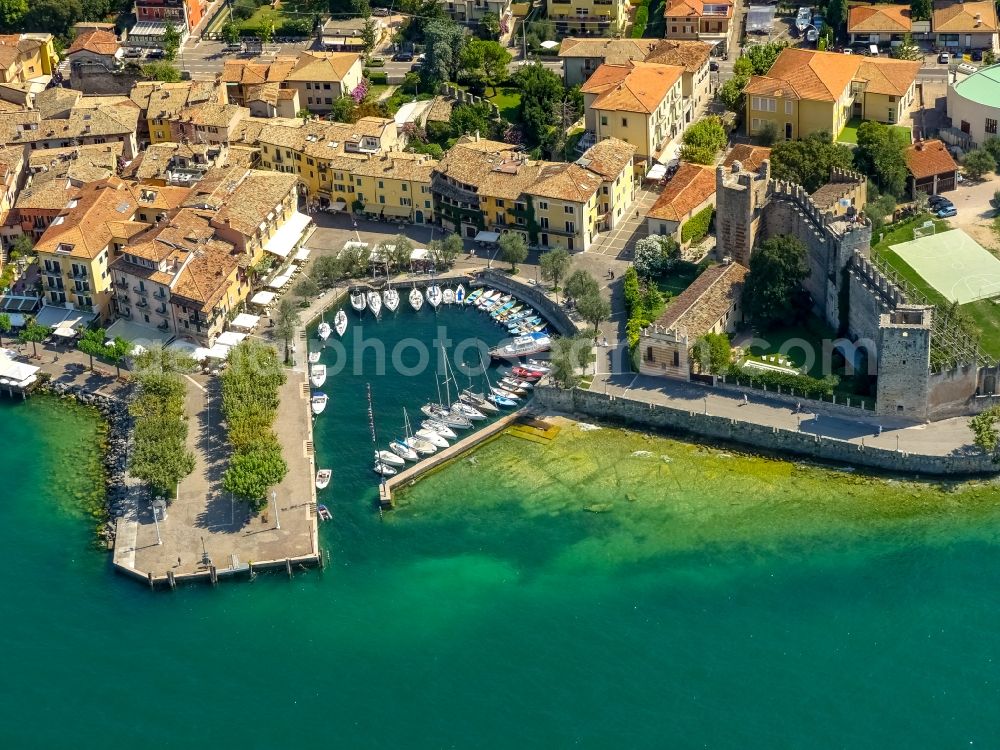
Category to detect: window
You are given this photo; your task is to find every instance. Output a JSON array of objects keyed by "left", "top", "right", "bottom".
[
  {"left": 600, "top": 115, "right": 607, "bottom": 126},
  {"left": 324, "top": 83, "right": 331, "bottom": 90},
  {"left": 645, "top": 346, "right": 653, "bottom": 362},
  {"left": 402, "top": 184, "right": 408, "bottom": 192},
  {"left": 888, "top": 108, "right": 895, "bottom": 124},
  {"left": 621, "top": 117, "right": 628, "bottom": 127},
  {"left": 785, "top": 100, "right": 792, "bottom": 114},
  {"left": 425, "top": 200, "right": 431, "bottom": 208},
  {"left": 565, "top": 221, "right": 575, "bottom": 233},
  {"left": 987, "top": 118, "right": 998, "bottom": 135},
  {"left": 538, "top": 201, "right": 548, "bottom": 210},
  {"left": 540, "top": 217, "right": 549, "bottom": 229},
  {"left": 888, "top": 95, "right": 896, "bottom": 103},
  {"left": 672, "top": 351, "right": 680, "bottom": 367},
  {"left": 564, "top": 205, "right": 573, "bottom": 214},
  {"left": 496, "top": 199, "right": 505, "bottom": 207},
  {"left": 752, "top": 97, "right": 776, "bottom": 112}
]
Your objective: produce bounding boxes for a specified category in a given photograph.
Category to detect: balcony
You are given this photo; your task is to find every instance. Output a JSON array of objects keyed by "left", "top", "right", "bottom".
[
  {"left": 42, "top": 267, "right": 62, "bottom": 277},
  {"left": 136, "top": 298, "right": 148, "bottom": 309},
  {"left": 157, "top": 321, "right": 170, "bottom": 332},
  {"left": 153, "top": 289, "right": 167, "bottom": 300},
  {"left": 133, "top": 285, "right": 147, "bottom": 296},
  {"left": 114, "top": 279, "right": 128, "bottom": 289}
]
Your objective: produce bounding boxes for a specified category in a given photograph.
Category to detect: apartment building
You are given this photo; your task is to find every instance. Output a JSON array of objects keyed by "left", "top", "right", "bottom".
[
  {"left": 131, "top": 0, "right": 204, "bottom": 48},
  {"left": 0, "top": 33, "right": 57, "bottom": 84},
  {"left": 663, "top": 0, "right": 733, "bottom": 54},
  {"left": 0, "top": 144, "right": 27, "bottom": 248},
  {"left": 168, "top": 102, "right": 247, "bottom": 146},
  {"left": 933, "top": 0, "right": 998, "bottom": 51},
  {"left": 644, "top": 39, "right": 713, "bottom": 125},
  {"left": 575, "top": 136, "right": 637, "bottom": 232},
  {"left": 847, "top": 4, "right": 913, "bottom": 46},
  {"left": 581, "top": 61, "right": 685, "bottom": 160},
  {"left": 283, "top": 52, "right": 365, "bottom": 113},
  {"left": 546, "top": 0, "right": 629, "bottom": 36},
  {"left": 352, "top": 152, "right": 438, "bottom": 224},
  {"left": 129, "top": 80, "right": 222, "bottom": 144},
  {"left": 744, "top": 48, "right": 920, "bottom": 140},
  {"left": 219, "top": 57, "right": 298, "bottom": 108},
  {"left": 558, "top": 38, "right": 659, "bottom": 87},
  {"left": 125, "top": 142, "right": 227, "bottom": 187}
]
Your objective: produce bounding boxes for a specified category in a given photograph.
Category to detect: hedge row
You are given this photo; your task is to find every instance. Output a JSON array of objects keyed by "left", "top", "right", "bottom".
[
  {"left": 730, "top": 363, "right": 839, "bottom": 399},
  {"left": 128, "top": 372, "right": 195, "bottom": 499},
  {"left": 681, "top": 205, "right": 714, "bottom": 245},
  {"left": 366, "top": 70, "right": 388, "bottom": 84},
  {"left": 632, "top": 8, "right": 649, "bottom": 38}
]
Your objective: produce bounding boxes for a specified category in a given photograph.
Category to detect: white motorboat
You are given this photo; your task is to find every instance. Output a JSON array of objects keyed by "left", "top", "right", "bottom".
[
  {"left": 334, "top": 310, "right": 348, "bottom": 337},
  {"left": 525, "top": 359, "right": 552, "bottom": 372},
  {"left": 488, "top": 392, "right": 517, "bottom": 408},
  {"left": 308, "top": 351, "right": 321, "bottom": 364},
  {"left": 315, "top": 469, "right": 332, "bottom": 489},
  {"left": 376, "top": 450, "right": 405, "bottom": 467},
  {"left": 455, "top": 284, "right": 466, "bottom": 303},
  {"left": 502, "top": 376, "right": 534, "bottom": 390},
  {"left": 466, "top": 288, "right": 483, "bottom": 305},
  {"left": 499, "top": 377, "right": 527, "bottom": 395},
  {"left": 416, "top": 428, "right": 449, "bottom": 448},
  {"left": 389, "top": 439, "right": 418, "bottom": 462},
  {"left": 409, "top": 287, "right": 423, "bottom": 311},
  {"left": 421, "top": 418, "right": 457, "bottom": 439},
  {"left": 492, "top": 386, "right": 521, "bottom": 401},
  {"left": 310, "top": 364, "right": 327, "bottom": 388},
  {"left": 452, "top": 401, "right": 486, "bottom": 420},
  {"left": 318, "top": 321, "right": 332, "bottom": 340},
  {"left": 461, "top": 390, "right": 498, "bottom": 413},
  {"left": 426, "top": 285, "right": 442, "bottom": 308},
  {"left": 442, "top": 288, "right": 456, "bottom": 305},
  {"left": 476, "top": 290, "right": 497, "bottom": 307},
  {"left": 383, "top": 288, "right": 400, "bottom": 312},
  {"left": 490, "top": 333, "right": 552, "bottom": 361},
  {"left": 367, "top": 290, "right": 382, "bottom": 316},
  {"left": 421, "top": 403, "right": 471, "bottom": 428},
  {"left": 311, "top": 392, "right": 328, "bottom": 415},
  {"left": 373, "top": 461, "right": 398, "bottom": 477},
  {"left": 350, "top": 290, "right": 366, "bottom": 312},
  {"left": 407, "top": 435, "right": 437, "bottom": 455}
]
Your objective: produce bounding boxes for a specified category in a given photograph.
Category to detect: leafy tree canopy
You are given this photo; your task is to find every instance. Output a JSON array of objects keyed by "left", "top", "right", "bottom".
[
  {"left": 743, "top": 234, "right": 811, "bottom": 331},
  {"left": 514, "top": 63, "right": 565, "bottom": 146},
  {"left": 633, "top": 235, "right": 681, "bottom": 278},
  {"left": 962, "top": 148, "right": 996, "bottom": 180},
  {"left": 770, "top": 132, "right": 855, "bottom": 192},
  {"left": 854, "top": 120, "right": 909, "bottom": 198}
]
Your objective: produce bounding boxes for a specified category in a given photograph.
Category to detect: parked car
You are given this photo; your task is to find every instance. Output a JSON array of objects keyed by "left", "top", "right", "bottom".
[
  {"left": 936, "top": 205, "right": 958, "bottom": 218},
  {"left": 972, "top": 49, "right": 984, "bottom": 62},
  {"left": 373, "top": 7, "right": 390, "bottom": 15},
  {"left": 123, "top": 46, "right": 143, "bottom": 58},
  {"left": 928, "top": 195, "right": 953, "bottom": 209},
  {"left": 392, "top": 52, "right": 413, "bottom": 62},
  {"left": 957, "top": 62, "right": 978, "bottom": 75},
  {"left": 147, "top": 48, "right": 165, "bottom": 59},
  {"left": 938, "top": 52, "right": 950, "bottom": 64},
  {"left": 709, "top": 60, "right": 719, "bottom": 71}
]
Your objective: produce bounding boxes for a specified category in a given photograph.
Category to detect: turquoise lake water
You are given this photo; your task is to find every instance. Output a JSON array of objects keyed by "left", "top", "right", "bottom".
[{"left": 3, "top": 303, "right": 1000, "bottom": 748}]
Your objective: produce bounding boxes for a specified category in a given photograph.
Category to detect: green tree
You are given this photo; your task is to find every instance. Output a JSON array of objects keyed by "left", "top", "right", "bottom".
[
  {"left": 439, "top": 232, "right": 464, "bottom": 268},
  {"left": 140, "top": 62, "right": 182, "bottom": 83},
  {"left": 162, "top": 21, "right": 180, "bottom": 62},
  {"left": 273, "top": 297, "right": 300, "bottom": 363},
  {"left": 577, "top": 291, "right": 611, "bottom": 336},
  {"left": 982, "top": 136, "right": 1000, "bottom": 164},
  {"left": 0, "top": 0, "right": 28, "bottom": 29},
  {"left": 718, "top": 77, "right": 745, "bottom": 112},
  {"left": 691, "top": 332, "right": 732, "bottom": 374},
  {"left": 515, "top": 63, "right": 564, "bottom": 146},
  {"left": 258, "top": 19, "right": 275, "bottom": 44},
  {"left": 293, "top": 276, "right": 320, "bottom": 303},
  {"left": 106, "top": 337, "right": 131, "bottom": 378},
  {"left": 892, "top": 34, "right": 921, "bottom": 61},
  {"left": 223, "top": 442, "right": 288, "bottom": 509},
  {"left": 770, "top": 132, "right": 856, "bottom": 192},
  {"left": 865, "top": 187, "right": 897, "bottom": 235},
  {"left": 296, "top": 107, "right": 311, "bottom": 123},
  {"left": 77, "top": 327, "right": 106, "bottom": 371},
  {"left": 18, "top": 318, "right": 49, "bottom": 358},
  {"left": 478, "top": 11, "right": 501, "bottom": 40},
  {"left": 498, "top": 232, "right": 528, "bottom": 273},
  {"left": 962, "top": 148, "right": 997, "bottom": 180},
  {"left": 461, "top": 39, "right": 512, "bottom": 96},
  {"left": 744, "top": 41, "right": 788, "bottom": 75},
  {"left": 0, "top": 312, "right": 10, "bottom": 346},
  {"left": 633, "top": 235, "right": 680, "bottom": 278},
  {"left": 680, "top": 116, "right": 727, "bottom": 165},
  {"left": 361, "top": 17, "right": 379, "bottom": 54},
  {"left": 329, "top": 96, "right": 357, "bottom": 123},
  {"left": 855, "top": 121, "right": 909, "bottom": 197},
  {"left": 911, "top": 0, "right": 932, "bottom": 21},
  {"left": 313, "top": 255, "right": 346, "bottom": 287},
  {"left": 970, "top": 405, "right": 1000, "bottom": 459},
  {"left": 548, "top": 334, "right": 594, "bottom": 389},
  {"left": 826, "top": 0, "right": 847, "bottom": 30},
  {"left": 12, "top": 233, "right": 33, "bottom": 257},
  {"left": 422, "top": 18, "right": 465, "bottom": 84},
  {"left": 450, "top": 102, "right": 492, "bottom": 137},
  {"left": 743, "top": 235, "right": 810, "bottom": 331},
  {"left": 387, "top": 234, "right": 413, "bottom": 271},
  {"left": 222, "top": 22, "right": 240, "bottom": 46},
  {"left": 539, "top": 248, "right": 571, "bottom": 299},
  {"left": 758, "top": 120, "right": 778, "bottom": 146},
  {"left": 565, "top": 268, "right": 600, "bottom": 301}
]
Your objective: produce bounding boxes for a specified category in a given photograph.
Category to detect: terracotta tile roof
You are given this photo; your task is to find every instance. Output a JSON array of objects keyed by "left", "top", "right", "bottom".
[
  {"left": 225, "top": 144, "right": 259, "bottom": 168},
  {"left": 0, "top": 143, "right": 25, "bottom": 179},
  {"left": 847, "top": 4, "right": 912, "bottom": 33},
  {"left": 643, "top": 39, "right": 712, "bottom": 73},
  {"left": 254, "top": 117, "right": 391, "bottom": 161},
  {"left": 647, "top": 163, "right": 716, "bottom": 222},
  {"left": 220, "top": 60, "right": 269, "bottom": 85},
  {"left": 129, "top": 183, "right": 191, "bottom": 211},
  {"left": 351, "top": 151, "right": 438, "bottom": 182},
  {"left": 35, "top": 177, "right": 137, "bottom": 259},
  {"left": 33, "top": 87, "right": 82, "bottom": 120},
  {"left": 130, "top": 80, "right": 220, "bottom": 119},
  {"left": 558, "top": 37, "right": 658, "bottom": 63},
  {"left": 723, "top": 144, "right": 771, "bottom": 172},
  {"left": 246, "top": 82, "right": 280, "bottom": 104},
  {"left": 744, "top": 48, "right": 919, "bottom": 101},
  {"left": 654, "top": 262, "right": 748, "bottom": 337},
  {"left": 528, "top": 163, "right": 602, "bottom": 203},
  {"left": 66, "top": 30, "right": 120, "bottom": 57},
  {"left": 284, "top": 51, "right": 361, "bottom": 82},
  {"left": 173, "top": 102, "right": 246, "bottom": 129},
  {"left": 27, "top": 142, "right": 122, "bottom": 184},
  {"left": 16, "top": 176, "right": 78, "bottom": 211},
  {"left": 933, "top": 0, "right": 998, "bottom": 32},
  {"left": 426, "top": 96, "right": 453, "bottom": 123},
  {"left": 905, "top": 139, "right": 959, "bottom": 179},
  {"left": 212, "top": 170, "right": 297, "bottom": 237},
  {"left": 577, "top": 137, "right": 636, "bottom": 181},
  {"left": 581, "top": 61, "right": 684, "bottom": 113},
  {"left": 664, "top": 0, "right": 733, "bottom": 18}
]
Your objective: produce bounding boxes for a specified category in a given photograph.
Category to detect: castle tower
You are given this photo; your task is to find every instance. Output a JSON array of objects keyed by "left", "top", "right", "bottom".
[
  {"left": 875, "top": 305, "right": 933, "bottom": 419},
  {"left": 715, "top": 159, "right": 770, "bottom": 266}
]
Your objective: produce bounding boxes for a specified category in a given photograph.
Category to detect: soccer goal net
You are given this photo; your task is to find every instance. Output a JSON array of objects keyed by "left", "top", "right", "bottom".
[{"left": 912, "top": 221, "right": 936, "bottom": 240}]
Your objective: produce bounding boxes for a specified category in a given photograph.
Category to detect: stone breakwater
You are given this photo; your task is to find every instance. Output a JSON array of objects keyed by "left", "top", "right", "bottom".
[{"left": 41, "top": 380, "right": 133, "bottom": 545}]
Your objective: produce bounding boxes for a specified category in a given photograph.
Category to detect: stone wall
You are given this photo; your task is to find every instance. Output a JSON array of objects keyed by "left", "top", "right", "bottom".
[
  {"left": 478, "top": 270, "right": 580, "bottom": 336},
  {"left": 927, "top": 364, "right": 981, "bottom": 419},
  {"left": 533, "top": 385, "right": 999, "bottom": 476},
  {"left": 70, "top": 61, "right": 142, "bottom": 95}
]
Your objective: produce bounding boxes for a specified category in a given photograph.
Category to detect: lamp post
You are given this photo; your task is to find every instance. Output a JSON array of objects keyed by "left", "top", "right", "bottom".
[
  {"left": 272, "top": 490, "right": 281, "bottom": 529},
  {"left": 152, "top": 500, "right": 162, "bottom": 545}
]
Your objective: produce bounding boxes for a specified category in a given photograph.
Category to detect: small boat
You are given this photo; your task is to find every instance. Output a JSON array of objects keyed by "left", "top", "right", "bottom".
[
  {"left": 442, "top": 288, "right": 456, "bottom": 305},
  {"left": 525, "top": 359, "right": 552, "bottom": 372},
  {"left": 315, "top": 469, "right": 332, "bottom": 489},
  {"left": 407, "top": 435, "right": 437, "bottom": 455},
  {"left": 492, "top": 386, "right": 521, "bottom": 401},
  {"left": 376, "top": 450, "right": 405, "bottom": 467},
  {"left": 491, "top": 300, "right": 516, "bottom": 319},
  {"left": 421, "top": 403, "right": 471, "bottom": 428},
  {"left": 426, "top": 285, "right": 442, "bottom": 308},
  {"left": 499, "top": 377, "right": 528, "bottom": 395},
  {"left": 416, "top": 428, "right": 449, "bottom": 448},
  {"left": 367, "top": 290, "right": 382, "bottom": 317},
  {"left": 455, "top": 285, "right": 466, "bottom": 304},
  {"left": 497, "top": 304, "right": 522, "bottom": 321},
  {"left": 490, "top": 334, "right": 552, "bottom": 361},
  {"left": 461, "top": 390, "right": 498, "bottom": 413},
  {"left": 452, "top": 401, "right": 486, "bottom": 420},
  {"left": 373, "top": 461, "right": 398, "bottom": 477},
  {"left": 390, "top": 439, "right": 418, "bottom": 462},
  {"left": 317, "top": 504, "right": 332, "bottom": 521},
  {"left": 308, "top": 351, "right": 321, "bottom": 364},
  {"left": 505, "top": 376, "right": 534, "bottom": 390},
  {"left": 481, "top": 294, "right": 507, "bottom": 312},
  {"left": 334, "top": 310, "right": 348, "bottom": 337},
  {"left": 487, "top": 392, "right": 517, "bottom": 408},
  {"left": 350, "top": 290, "right": 366, "bottom": 312},
  {"left": 409, "top": 287, "right": 423, "bottom": 311},
  {"left": 310, "top": 364, "right": 327, "bottom": 388},
  {"left": 383, "top": 288, "right": 399, "bottom": 312},
  {"left": 318, "top": 321, "right": 332, "bottom": 340},
  {"left": 421, "top": 418, "right": 457, "bottom": 439},
  {"left": 466, "top": 288, "right": 483, "bottom": 305},
  {"left": 310, "top": 392, "right": 328, "bottom": 415},
  {"left": 512, "top": 366, "right": 544, "bottom": 381}
]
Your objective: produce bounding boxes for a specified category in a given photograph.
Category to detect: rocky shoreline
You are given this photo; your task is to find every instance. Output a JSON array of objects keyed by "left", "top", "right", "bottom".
[{"left": 40, "top": 381, "right": 133, "bottom": 546}]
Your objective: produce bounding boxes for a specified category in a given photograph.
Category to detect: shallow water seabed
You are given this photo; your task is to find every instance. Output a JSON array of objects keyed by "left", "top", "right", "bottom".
[{"left": 393, "top": 419, "right": 1000, "bottom": 570}]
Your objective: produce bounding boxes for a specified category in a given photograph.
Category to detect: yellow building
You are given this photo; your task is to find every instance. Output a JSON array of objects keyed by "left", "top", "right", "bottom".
[
  {"left": 0, "top": 33, "right": 57, "bottom": 83},
  {"left": 129, "top": 80, "right": 223, "bottom": 145},
  {"left": 581, "top": 61, "right": 685, "bottom": 160},
  {"left": 547, "top": 0, "right": 629, "bottom": 36},
  {"left": 282, "top": 52, "right": 364, "bottom": 114},
  {"left": 663, "top": 0, "right": 734, "bottom": 53},
  {"left": 744, "top": 48, "right": 920, "bottom": 141},
  {"left": 577, "top": 137, "right": 638, "bottom": 232},
  {"left": 352, "top": 151, "right": 438, "bottom": 224}
]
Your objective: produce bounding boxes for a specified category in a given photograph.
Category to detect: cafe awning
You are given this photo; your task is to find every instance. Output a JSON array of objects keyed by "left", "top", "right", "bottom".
[
  {"left": 474, "top": 231, "right": 500, "bottom": 243},
  {"left": 230, "top": 313, "right": 260, "bottom": 330},
  {"left": 250, "top": 291, "right": 275, "bottom": 306},
  {"left": 216, "top": 330, "right": 247, "bottom": 347},
  {"left": 294, "top": 246, "right": 312, "bottom": 262},
  {"left": 263, "top": 211, "right": 312, "bottom": 259}
]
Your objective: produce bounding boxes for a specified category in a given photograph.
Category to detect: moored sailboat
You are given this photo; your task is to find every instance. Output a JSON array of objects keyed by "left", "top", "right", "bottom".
[{"left": 409, "top": 287, "right": 423, "bottom": 311}]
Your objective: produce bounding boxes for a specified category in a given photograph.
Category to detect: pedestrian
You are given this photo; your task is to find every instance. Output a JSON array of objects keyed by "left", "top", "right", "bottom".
[
  {"left": 796, "top": 401, "right": 801, "bottom": 413},
  {"left": 609, "top": 269, "right": 615, "bottom": 280},
  {"left": 743, "top": 394, "right": 748, "bottom": 406},
  {"left": 177, "top": 556, "right": 181, "bottom": 567},
  {"left": 602, "top": 335, "right": 609, "bottom": 347},
  {"left": 878, "top": 424, "right": 883, "bottom": 436}
]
